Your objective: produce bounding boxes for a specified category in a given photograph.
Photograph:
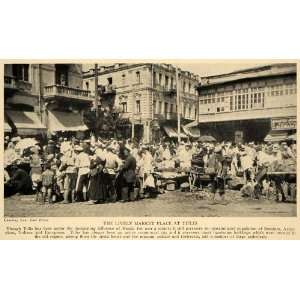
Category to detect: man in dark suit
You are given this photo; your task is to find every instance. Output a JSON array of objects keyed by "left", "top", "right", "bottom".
[{"left": 117, "top": 147, "right": 137, "bottom": 202}]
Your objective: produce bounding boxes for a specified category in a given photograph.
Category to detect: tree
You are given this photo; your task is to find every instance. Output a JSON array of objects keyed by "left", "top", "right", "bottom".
[{"left": 83, "top": 106, "right": 121, "bottom": 138}]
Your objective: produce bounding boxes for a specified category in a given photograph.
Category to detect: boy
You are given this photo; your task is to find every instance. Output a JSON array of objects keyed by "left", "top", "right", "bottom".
[{"left": 41, "top": 162, "right": 55, "bottom": 204}]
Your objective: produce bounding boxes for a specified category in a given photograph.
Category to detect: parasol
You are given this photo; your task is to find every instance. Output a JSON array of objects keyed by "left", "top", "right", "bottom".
[
  {"left": 15, "top": 138, "right": 38, "bottom": 152},
  {"left": 198, "top": 135, "right": 216, "bottom": 143}
]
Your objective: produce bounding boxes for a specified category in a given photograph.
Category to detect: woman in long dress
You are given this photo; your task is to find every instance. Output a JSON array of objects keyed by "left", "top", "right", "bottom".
[{"left": 87, "top": 157, "right": 107, "bottom": 204}]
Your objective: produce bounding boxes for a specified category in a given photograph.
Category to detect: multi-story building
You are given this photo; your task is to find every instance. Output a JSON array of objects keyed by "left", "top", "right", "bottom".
[
  {"left": 83, "top": 63, "right": 200, "bottom": 142},
  {"left": 197, "top": 63, "right": 297, "bottom": 143},
  {"left": 4, "top": 64, "right": 92, "bottom": 138}
]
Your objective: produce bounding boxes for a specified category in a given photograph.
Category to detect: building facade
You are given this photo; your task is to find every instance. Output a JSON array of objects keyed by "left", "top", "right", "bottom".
[
  {"left": 83, "top": 63, "right": 200, "bottom": 142},
  {"left": 197, "top": 63, "right": 297, "bottom": 143},
  {"left": 4, "top": 64, "right": 92, "bottom": 138}
]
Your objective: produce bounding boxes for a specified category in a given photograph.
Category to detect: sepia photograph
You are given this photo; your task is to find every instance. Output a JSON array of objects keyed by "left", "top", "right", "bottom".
[{"left": 3, "top": 61, "right": 297, "bottom": 217}]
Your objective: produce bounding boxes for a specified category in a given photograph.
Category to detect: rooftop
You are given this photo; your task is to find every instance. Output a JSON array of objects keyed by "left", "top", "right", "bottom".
[
  {"left": 82, "top": 63, "right": 199, "bottom": 81},
  {"left": 200, "top": 63, "right": 296, "bottom": 87}
]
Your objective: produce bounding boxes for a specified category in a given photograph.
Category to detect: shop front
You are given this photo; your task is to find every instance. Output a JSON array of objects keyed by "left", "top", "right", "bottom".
[
  {"left": 6, "top": 110, "right": 46, "bottom": 137},
  {"left": 198, "top": 116, "right": 296, "bottom": 144},
  {"left": 264, "top": 117, "right": 296, "bottom": 143},
  {"left": 47, "top": 110, "right": 88, "bottom": 139}
]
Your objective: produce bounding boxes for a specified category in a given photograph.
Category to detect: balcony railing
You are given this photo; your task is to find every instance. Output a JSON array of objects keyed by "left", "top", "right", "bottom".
[
  {"left": 154, "top": 113, "right": 165, "bottom": 120},
  {"left": 165, "top": 112, "right": 178, "bottom": 120},
  {"left": 4, "top": 76, "right": 17, "bottom": 89},
  {"left": 164, "top": 87, "right": 177, "bottom": 96},
  {"left": 119, "top": 112, "right": 132, "bottom": 119},
  {"left": 44, "top": 85, "right": 92, "bottom": 101},
  {"left": 98, "top": 84, "right": 116, "bottom": 96},
  {"left": 154, "top": 85, "right": 176, "bottom": 95}
]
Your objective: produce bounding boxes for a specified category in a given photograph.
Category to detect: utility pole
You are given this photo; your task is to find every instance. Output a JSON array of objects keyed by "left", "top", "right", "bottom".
[
  {"left": 94, "top": 63, "right": 99, "bottom": 117},
  {"left": 176, "top": 67, "right": 181, "bottom": 143},
  {"left": 38, "top": 64, "right": 42, "bottom": 118}
]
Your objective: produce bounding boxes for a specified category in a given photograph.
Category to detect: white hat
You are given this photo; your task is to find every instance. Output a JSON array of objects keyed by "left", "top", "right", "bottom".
[
  {"left": 74, "top": 145, "right": 83, "bottom": 151},
  {"left": 11, "top": 136, "right": 21, "bottom": 142}
]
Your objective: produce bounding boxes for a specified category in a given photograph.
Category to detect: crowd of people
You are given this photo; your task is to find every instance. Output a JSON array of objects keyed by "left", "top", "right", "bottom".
[{"left": 4, "top": 133, "right": 297, "bottom": 205}]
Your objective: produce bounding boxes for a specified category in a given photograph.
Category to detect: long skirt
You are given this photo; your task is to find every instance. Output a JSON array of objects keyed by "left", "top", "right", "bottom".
[{"left": 88, "top": 172, "right": 108, "bottom": 202}]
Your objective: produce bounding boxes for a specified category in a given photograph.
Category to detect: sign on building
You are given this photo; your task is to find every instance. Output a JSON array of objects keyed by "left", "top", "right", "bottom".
[{"left": 271, "top": 117, "right": 296, "bottom": 130}]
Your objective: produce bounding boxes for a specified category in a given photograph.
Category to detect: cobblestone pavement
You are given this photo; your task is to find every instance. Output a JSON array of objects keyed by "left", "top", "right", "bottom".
[{"left": 4, "top": 189, "right": 297, "bottom": 217}]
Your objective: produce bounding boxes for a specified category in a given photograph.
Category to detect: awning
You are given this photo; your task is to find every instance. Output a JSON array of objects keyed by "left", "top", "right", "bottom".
[
  {"left": 48, "top": 110, "right": 88, "bottom": 132},
  {"left": 4, "top": 120, "right": 11, "bottom": 133},
  {"left": 163, "top": 125, "right": 188, "bottom": 139},
  {"left": 264, "top": 130, "right": 288, "bottom": 142},
  {"left": 6, "top": 110, "right": 46, "bottom": 135},
  {"left": 286, "top": 133, "right": 296, "bottom": 141},
  {"left": 182, "top": 125, "right": 200, "bottom": 138}
]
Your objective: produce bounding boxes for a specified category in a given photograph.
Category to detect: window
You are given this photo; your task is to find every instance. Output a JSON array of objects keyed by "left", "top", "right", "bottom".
[
  {"left": 159, "top": 101, "right": 162, "bottom": 113},
  {"left": 121, "top": 102, "right": 127, "bottom": 113},
  {"left": 183, "top": 82, "right": 186, "bottom": 93},
  {"left": 55, "top": 64, "right": 68, "bottom": 86},
  {"left": 188, "top": 83, "right": 191, "bottom": 93},
  {"left": 122, "top": 74, "right": 126, "bottom": 85},
  {"left": 107, "top": 77, "right": 113, "bottom": 85},
  {"left": 242, "top": 95, "right": 245, "bottom": 109},
  {"left": 217, "top": 107, "right": 220, "bottom": 112},
  {"left": 165, "top": 76, "right": 169, "bottom": 88},
  {"left": 153, "top": 72, "right": 156, "bottom": 85},
  {"left": 153, "top": 100, "right": 157, "bottom": 113},
  {"left": 171, "top": 77, "right": 174, "bottom": 88},
  {"left": 164, "top": 102, "right": 168, "bottom": 116},
  {"left": 170, "top": 104, "right": 174, "bottom": 113},
  {"left": 85, "top": 82, "right": 89, "bottom": 90},
  {"left": 136, "top": 100, "right": 141, "bottom": 113},
  {"left": 189, "top": 106, "right": 192, "bottom": 118},
  {"left": 136, "top": 71, "right": 141, "bottom": 84},
  {"left": 13, "top": 64, "right": 29, "bottom": 82},
  {"left": 159, "top": 73, "right": 162, "bottom": 85},
  {"left": 238, "top": 95, "right": 241, "bottom": 110},
  {"left": 230, "top": 96, "right": 233, "bottom": 111}
]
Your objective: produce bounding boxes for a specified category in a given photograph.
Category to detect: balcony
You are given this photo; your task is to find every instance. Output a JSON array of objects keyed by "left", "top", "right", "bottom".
[
  {"left": 4, "top": 75, "right": 17, "bottom": 90},
  {"left": 154, "top": 85, "right": 176, "bottom": 96},
  {"left": 165, "top": 112, "right": 178, "bottom": 120},
  {"left": 154, "top": 113, "right": 165, "bottom": 121},
  {"left": 119, "top": 112, "right": 132, "bottom": 119},
  {"left": 98, "top": 84, "right": 116, "bottom": 96},
  {"left": 4, "top": 76, "right": 18, "bottom": 98},
  {"left": 44, "top": 85, "right": 92, "bottom": 103},
  {"left": 164, "top": 87, "right": 177, "bottom": 96}
]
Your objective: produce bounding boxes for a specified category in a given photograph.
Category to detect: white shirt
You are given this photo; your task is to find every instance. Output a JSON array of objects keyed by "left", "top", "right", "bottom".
[
  {"left": 76, "top": 152, "right": 90, "bottom": 175},
  {"left": 240, "top": 154, "right": 253, "bottom": 170},
  {"left": 162, "top": 148, "right": 171, "bottom": 160},
  {"left": 105, "top": 152, "right": 121, "bottom": 171},
  {"left": 95, "top": 148, "right": 107, "bottom": 161}
]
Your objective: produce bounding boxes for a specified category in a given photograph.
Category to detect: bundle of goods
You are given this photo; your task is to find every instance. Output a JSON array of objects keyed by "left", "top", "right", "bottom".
[{"left": 268, "top": 159, "right": 296, "bottom": 173}]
